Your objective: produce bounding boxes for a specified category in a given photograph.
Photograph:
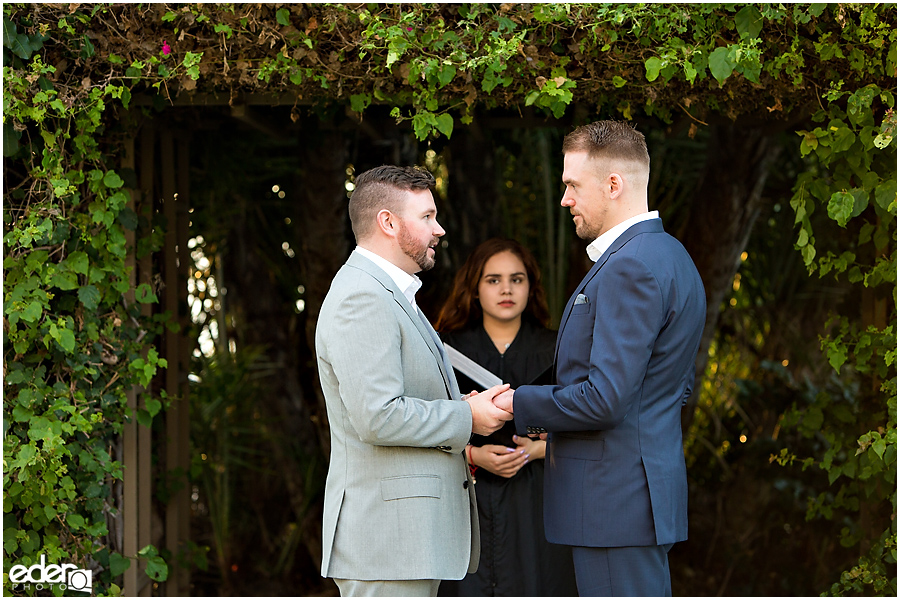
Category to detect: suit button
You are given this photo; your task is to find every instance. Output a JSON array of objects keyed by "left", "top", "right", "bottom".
[{"left": 462, "top": 480, "right": 469, "bottom": 490}]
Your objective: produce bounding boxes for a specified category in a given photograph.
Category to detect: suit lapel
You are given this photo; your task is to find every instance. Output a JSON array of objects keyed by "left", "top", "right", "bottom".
[
  {"left": 346, "top": 252, "right": 456, "bottom": 397},
  {"left": 554, "top": 218, "right": 664, "bottom": 362}
]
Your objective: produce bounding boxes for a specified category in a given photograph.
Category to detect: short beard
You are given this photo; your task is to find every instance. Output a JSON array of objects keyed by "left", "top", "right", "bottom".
[
  {"left": 574, "top": 218, "right": 601, "bottom": 241},
  {"left": 398, "top": 221, "right": 437, "bottom": 271}
]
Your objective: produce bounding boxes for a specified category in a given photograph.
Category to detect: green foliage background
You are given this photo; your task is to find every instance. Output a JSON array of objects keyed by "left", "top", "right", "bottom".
[{"left": 3, "top": 3, "right": 896, "bottom": 595}]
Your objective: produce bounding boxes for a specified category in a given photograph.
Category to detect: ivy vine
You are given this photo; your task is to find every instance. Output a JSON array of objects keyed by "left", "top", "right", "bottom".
[{"left": 2, "top": 3, "right": 896, "bottom": 595}]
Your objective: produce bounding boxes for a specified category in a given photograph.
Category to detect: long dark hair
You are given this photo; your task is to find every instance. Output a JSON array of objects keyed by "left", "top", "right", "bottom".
[{"left": 435, "top": 238, "right": 551, "bottom": 333}]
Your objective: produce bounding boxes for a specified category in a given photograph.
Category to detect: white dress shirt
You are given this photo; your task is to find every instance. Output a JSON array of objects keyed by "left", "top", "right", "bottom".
[
  {"left": 354, "top": 246, "right": 423, "bottom": 308},
  {"left": 586, "top": 210, "right": 660, "bottom": 262}
]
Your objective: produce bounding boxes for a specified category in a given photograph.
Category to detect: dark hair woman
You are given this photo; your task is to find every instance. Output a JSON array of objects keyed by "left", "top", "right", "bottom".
[{"left": 435, "top": 238, "right": 577, "bottom": 597}]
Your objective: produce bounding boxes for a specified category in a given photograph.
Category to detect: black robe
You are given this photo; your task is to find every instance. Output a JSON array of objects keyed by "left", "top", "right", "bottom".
[{"left": 438, "top": 322, "right": 578, "bottom": 597}]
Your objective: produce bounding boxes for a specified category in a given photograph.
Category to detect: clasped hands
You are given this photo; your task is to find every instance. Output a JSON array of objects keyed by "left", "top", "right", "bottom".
[{"left": 463, "top": 384, "right": 516, "bottom": 436}]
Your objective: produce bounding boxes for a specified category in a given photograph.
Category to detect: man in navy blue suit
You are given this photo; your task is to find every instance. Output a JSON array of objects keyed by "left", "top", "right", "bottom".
[{"left": 494, "top": 120, "right": 706, "bottom": 596}]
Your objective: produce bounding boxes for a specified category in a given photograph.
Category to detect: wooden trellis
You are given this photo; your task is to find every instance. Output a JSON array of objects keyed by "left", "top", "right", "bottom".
[{"left": 120, "top": 120, "right": 192, "bottom": 596}]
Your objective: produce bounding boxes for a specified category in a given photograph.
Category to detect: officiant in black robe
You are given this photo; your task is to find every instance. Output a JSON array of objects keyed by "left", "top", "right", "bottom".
[{"left": 434, "top": 238, "right": 577, "bottom": 597}]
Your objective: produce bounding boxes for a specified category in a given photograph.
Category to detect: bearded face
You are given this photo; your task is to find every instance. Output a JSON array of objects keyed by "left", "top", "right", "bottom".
[{"left": 398, "top": 218, "right": 439, "bottom": 271}]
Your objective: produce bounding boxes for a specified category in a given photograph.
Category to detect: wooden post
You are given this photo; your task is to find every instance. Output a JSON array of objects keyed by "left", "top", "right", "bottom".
[
  {"left": 122, "top": 132, "right": 140, "bottom": 596},
  {"left": 161, "top": 126, "right": 192, "bottom": 595},
  {"left": 161, "top": 128, "right": 182, "bottom": 596},
  {"left": 137, "top": 122, "right": 155, "bottom": 596},
  {"left": 122, "top": 122, "right": 156, "bottom": 596},
  {"left": 175, "top": 131, "right": 193, "bottom": 594}
]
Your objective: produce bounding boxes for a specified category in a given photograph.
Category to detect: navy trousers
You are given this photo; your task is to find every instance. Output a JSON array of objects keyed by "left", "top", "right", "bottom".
[{"left": 571, "top": 544, "right": 673, "bottom": 597}]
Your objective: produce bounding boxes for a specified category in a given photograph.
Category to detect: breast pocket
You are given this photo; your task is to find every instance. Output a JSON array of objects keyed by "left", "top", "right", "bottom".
[
  {"left": 569, "top": 302, "right": 592, "bottom": 317},
  {"left": 381, "top": 475, "right": 442, "bottom": 501}
]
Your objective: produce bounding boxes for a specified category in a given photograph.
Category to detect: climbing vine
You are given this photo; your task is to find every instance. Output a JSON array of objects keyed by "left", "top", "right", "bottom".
[{"left": 3, "top": 3, "right": 896, "bottom": 595}]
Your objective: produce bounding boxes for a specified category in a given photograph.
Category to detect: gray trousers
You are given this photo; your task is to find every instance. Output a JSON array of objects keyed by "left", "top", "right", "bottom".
[{"left": 333, "top": 578, "right": 441, "bottom": 597}]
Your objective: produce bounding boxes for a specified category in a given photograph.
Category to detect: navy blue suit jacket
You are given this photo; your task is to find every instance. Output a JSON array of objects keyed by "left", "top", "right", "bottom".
[{"left": 514, "top": 218, "right": 705, "bottom": 548}]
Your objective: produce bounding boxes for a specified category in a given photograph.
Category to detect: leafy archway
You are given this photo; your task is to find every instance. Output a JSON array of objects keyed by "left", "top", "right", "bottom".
[{"left": 3, "top": 3, "right": 895, "bottom": 595}]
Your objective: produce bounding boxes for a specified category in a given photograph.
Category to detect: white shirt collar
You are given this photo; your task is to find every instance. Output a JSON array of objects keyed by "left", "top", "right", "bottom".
[
  {"left": 354, "top": 246, "right": 422, "bottom": 307},
  {"left": 586, "top": 211, "right": 659, "bottom": 262}
]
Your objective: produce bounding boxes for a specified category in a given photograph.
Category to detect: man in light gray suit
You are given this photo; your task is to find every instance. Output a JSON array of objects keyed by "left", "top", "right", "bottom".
[{"left": 315, "top": 165, "right": 513, "bottom": 597}]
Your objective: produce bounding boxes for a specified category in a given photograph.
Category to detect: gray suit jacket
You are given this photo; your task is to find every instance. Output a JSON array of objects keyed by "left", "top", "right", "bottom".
[{"left": 315, "top": 250, "right": 479, "bottom": 581}]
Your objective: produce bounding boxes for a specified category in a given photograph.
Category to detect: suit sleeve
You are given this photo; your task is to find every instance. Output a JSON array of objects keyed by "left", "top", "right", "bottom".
[
  {"left": 320, "top": 286, "right": 472, "bottom": 450},
  {"left": 514, "top": 254, "right": 663, "bottom": 433}
]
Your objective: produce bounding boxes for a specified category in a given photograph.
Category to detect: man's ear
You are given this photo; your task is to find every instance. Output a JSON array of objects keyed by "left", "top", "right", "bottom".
[
  {"left": 376, "top": 209, "right": 397, "bottom": 237},
  {"left": 608, "top": 172, "right": 625, "bottom": 200}
]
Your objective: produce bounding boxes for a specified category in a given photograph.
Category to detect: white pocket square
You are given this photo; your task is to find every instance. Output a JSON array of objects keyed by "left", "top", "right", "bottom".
[{"left": 574, "top": 294, "right": 590, "bottom": 305}]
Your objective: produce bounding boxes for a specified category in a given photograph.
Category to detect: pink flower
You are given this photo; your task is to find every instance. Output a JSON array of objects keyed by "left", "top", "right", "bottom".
[
  {"left": 406, "top": 27, "right": 413, "bottom": 31},
  {"left": 162, "top": 40, "right": 171, "bottom": 55}
]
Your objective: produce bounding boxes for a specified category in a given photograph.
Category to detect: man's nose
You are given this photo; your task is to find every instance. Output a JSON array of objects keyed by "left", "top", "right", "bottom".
[
  {"left": 433, "top": 219, "right": 446, "bottom": 237},
  {"left": 560, "top": 193, "right": 574, "bottom": 207}
]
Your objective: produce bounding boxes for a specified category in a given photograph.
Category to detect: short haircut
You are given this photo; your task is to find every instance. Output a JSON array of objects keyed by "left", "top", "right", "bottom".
[
  {"left": 562, "top": 120, "right": 650, "bottom": 169},
  {"left": 348, "top": 165, "right": 436, "bottom": 242}
]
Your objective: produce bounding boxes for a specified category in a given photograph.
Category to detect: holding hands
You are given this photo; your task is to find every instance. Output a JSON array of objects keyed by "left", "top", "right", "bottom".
[
  {"left": 493, "top": 388, "right": 515, "bottom": 413},
  {"left": 465, "top": 383, "right": 513, "bottom": 435}
]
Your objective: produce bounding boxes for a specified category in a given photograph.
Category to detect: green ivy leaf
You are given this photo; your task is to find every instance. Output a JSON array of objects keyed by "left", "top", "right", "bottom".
[
  {"left": 805, "top": 406, "right": 825, "bottom": 431},
  {"left": 68, "top": 251, "right": 90, "bottom": 275},
  {"left": 20, "top": 530, "right": 39, "bottom": 555},
  {"left": 145, "top": 397, "right": 163, "bottom": 418},
  {"left": 849, "top": 188, "right": 869, "bottom": 218},
  {"left": 708, "top": 46, "right": 735, "bottom": 84},
  {"left": 2, "top": 17, "right": 17, "bottom": 48},
  {"left": 136, "top": 409, "right": 152, "bottom": 428},
  {"left": 21, "top": 300, "right": 43, "bottom": 323},
  {"left": 214, "top": 23, "right": 233, "bottom": 39},
  {"left": 874, "top": 179, "right": 896, "bottom": 212},
  {"left": 873, "top": 132, "right": 893, "bottom": 149},
  {"left": 50, "top": 322, "right": 76, "bottom": 353},
  {"left": 872, "top": 437, "right": 886, "bottom": 460},
  {"left": 50, "top": 270, "right": 79, "bottom": 290},
  {"left": 109, "top": 552, "right": 131, "bottom": 577},
  {"left": 831, "top": 127, "right": 856, "bottom": 152},
  {"left": 4, "top": 122, "right": 20, "bottom": 157},
  {"left": 103, "top": 170, "right": 124, "bottom": 189},
  {"left": 434, "top": 113, "right": 454, "bottom": 138},
  {"left": 3, "top": 18, "right": 38, "bottom": 60},
  {"left": 644, "top": 57, "right": 662, "bottom": 82},
  {"left": 4, "top": 530, "right": 18, "bottom": 554},
  {"left": 78, "top": 285, "right": 101, "bottom": 310},
  {"left": 827, "top": 191, "right": 855, "bottom": 227},
  {"left": 146, "top": 556, "right": 169, "bottom": 582},
  {"left": 66, "top": 513, "right": 85, "bottom": 530},
  {"left": 349, "top": 93, "right": 370, "bottom": 113},
  {"left": 117, "top": 206, "right": 139, "bottom": 231},
  {"left": 735, "top": 5, "right": 763, "bottom": 40},
  {"left": 276, "top": 8, "right": 290, "bottom": 26},
  {"left": 135, "top": 283, "right": 158, "bottom": 304},
  {"left": 437, "top": 63, "right": 456, "bottom": 87},
  {"left": 612, "top": 75, "right": 627, "bottom": 88},
  {"left": 827, "top": 343, "right": 848, "bottom": 372}
]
